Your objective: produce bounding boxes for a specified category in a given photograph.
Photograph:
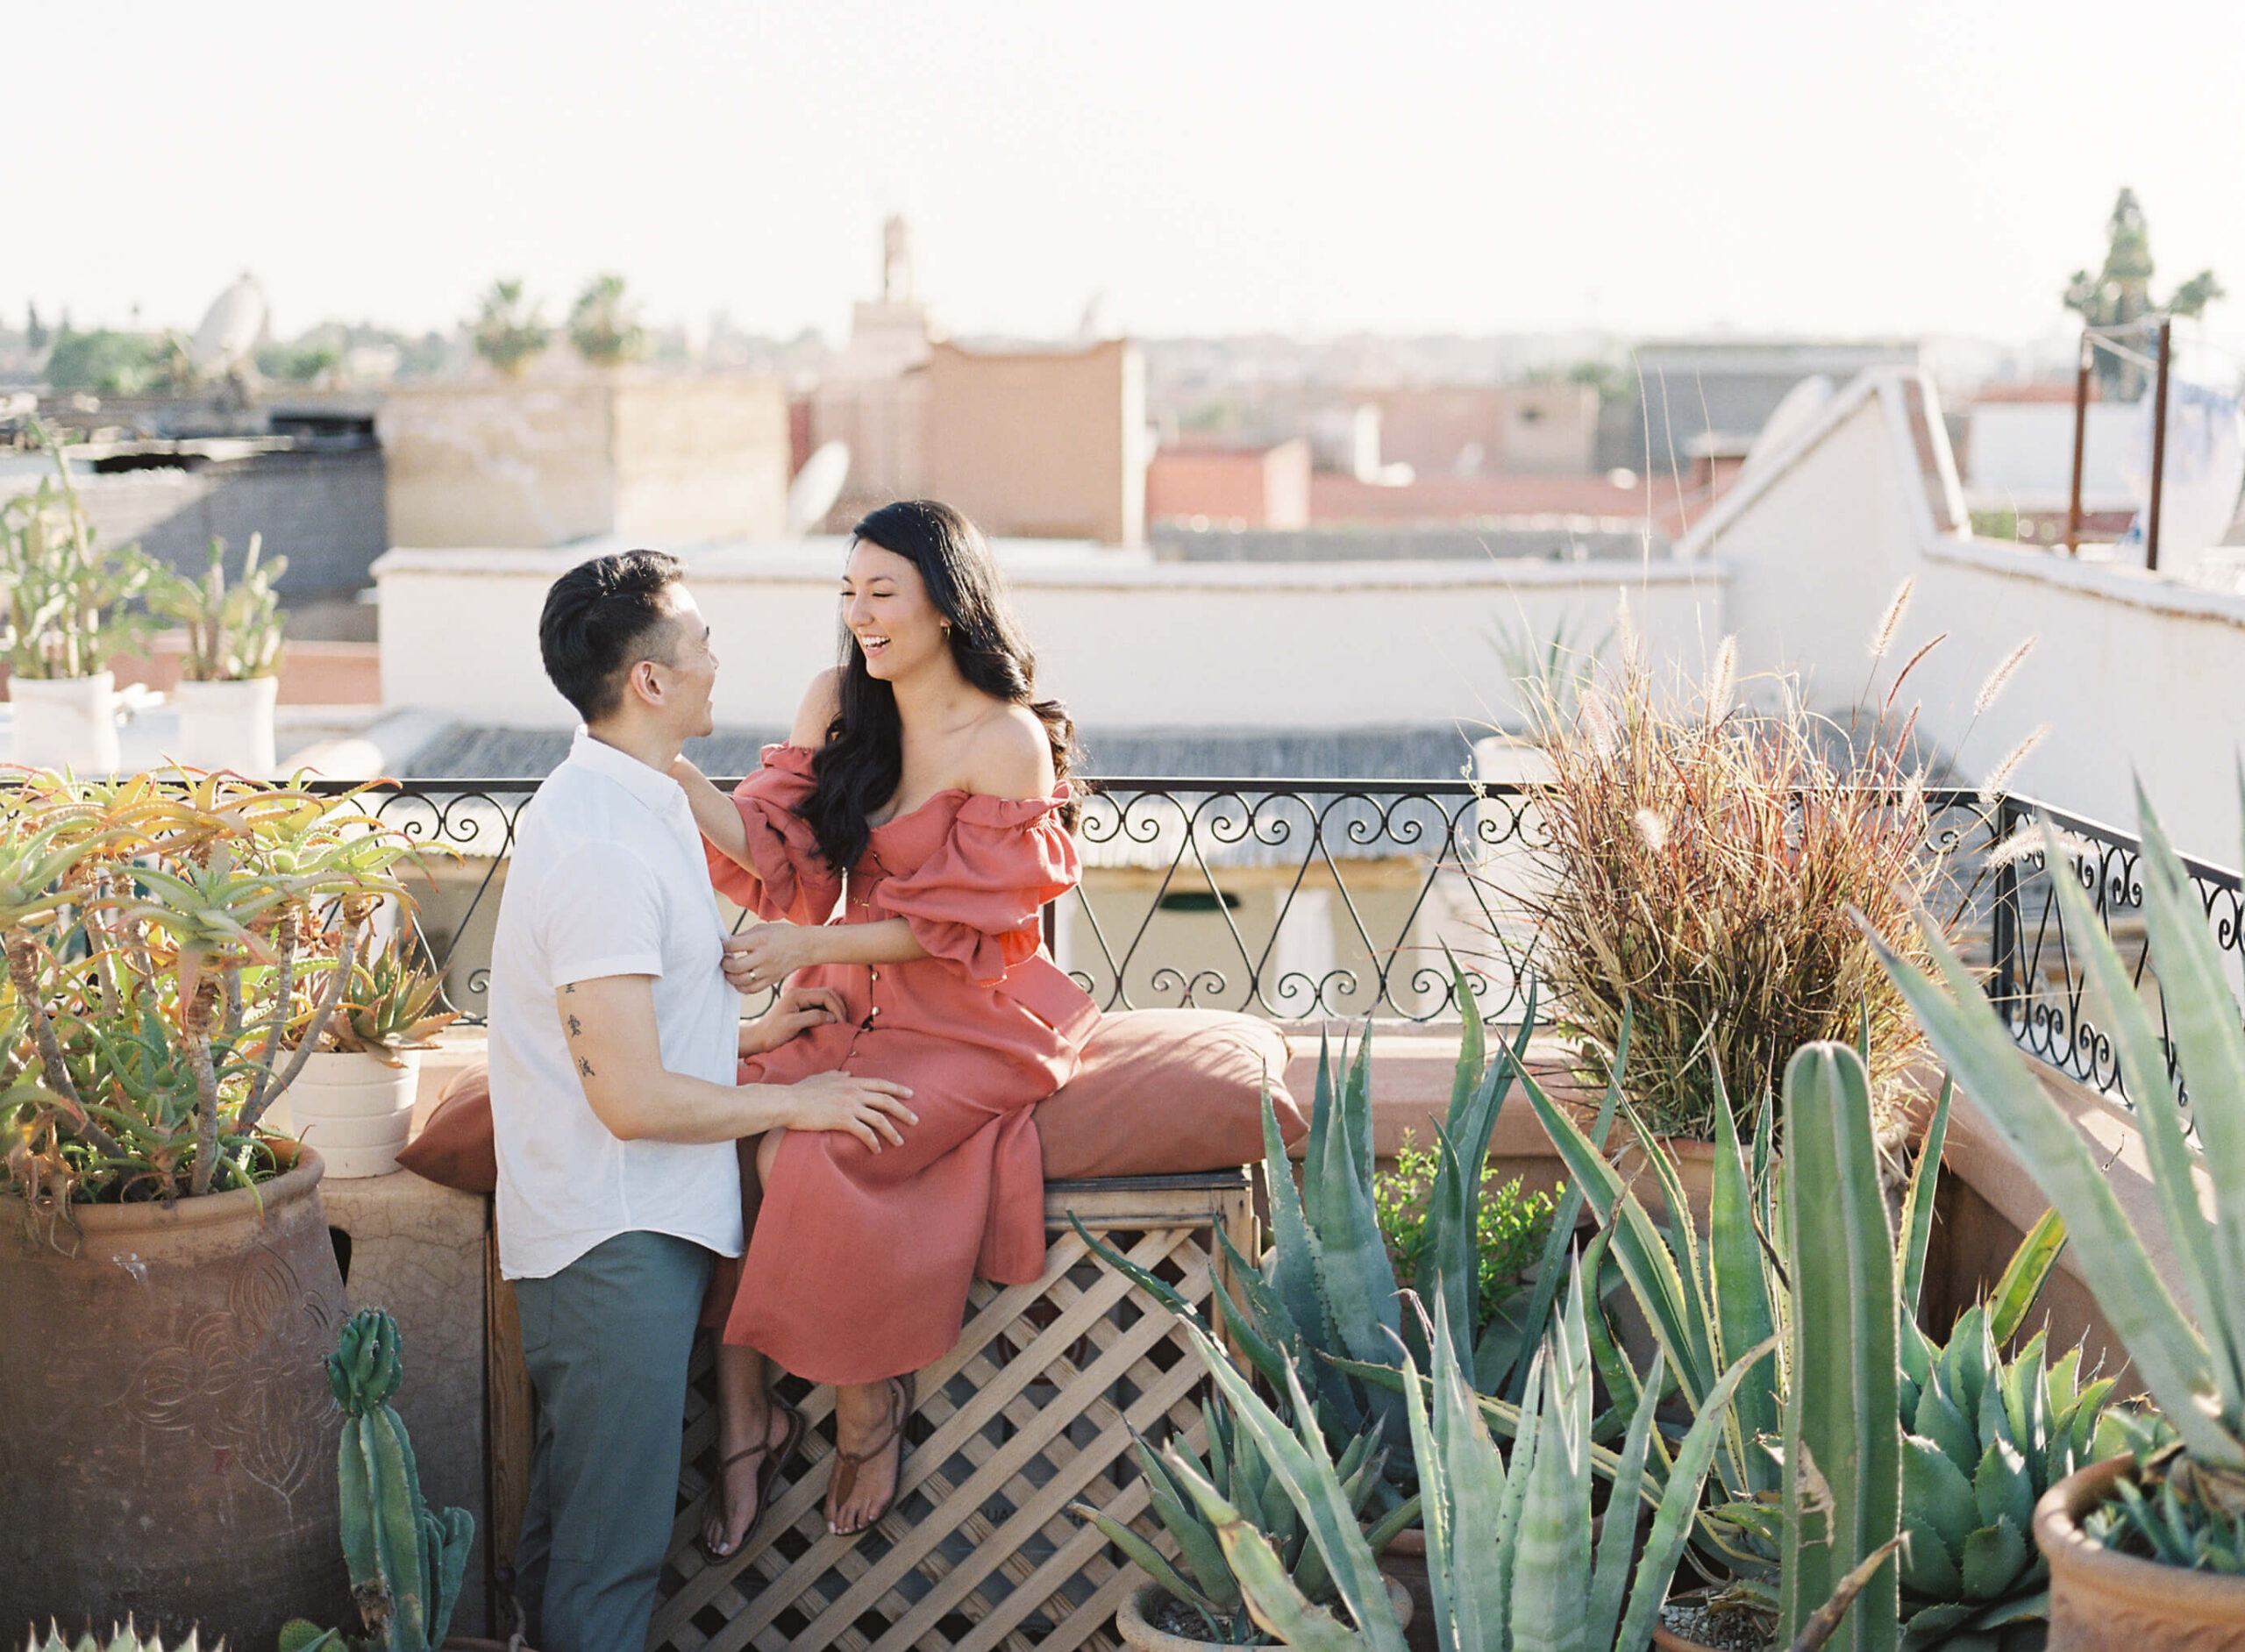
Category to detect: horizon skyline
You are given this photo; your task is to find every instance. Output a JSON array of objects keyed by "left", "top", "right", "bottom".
[{"left": 11, "top": 1, "right": 2244, "bottom": 357}]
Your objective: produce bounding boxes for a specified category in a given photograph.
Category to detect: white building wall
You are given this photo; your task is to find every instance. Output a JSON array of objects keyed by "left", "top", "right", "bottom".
[
  {"left": 1689, "top": 370, "right": 2245, "bottom": 862},
  {"left": 375, "top": 544, "right": 1721, "bottom": 735}
]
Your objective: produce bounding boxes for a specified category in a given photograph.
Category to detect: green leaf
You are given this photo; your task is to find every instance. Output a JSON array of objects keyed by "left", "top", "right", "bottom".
[
  {"left": 1956, "top": 1522, "right": 2029, "bottom": 1601},
  {"left": 1985, "top": 1211, "right": 2066, "bottom": 1347},
  {"left": 1074, "top": 1498, "right": 1225, "bottom": 1621},
  {"left": 1897, "top": 1079, "right": 1953, "bottom": 1320},
  {"left": 1903, "top": 1435, "right": 1979, "bottom": 1549},
  {"left": 1897, "top": 1512, "right": 1963, "bottom": 1599},
  {"left": 1913, "top": 1385, "right": 1980, "bottom": 1480},
  {"left": 1971, "top": 1437, "right": 2034, "bottom": 1539}
]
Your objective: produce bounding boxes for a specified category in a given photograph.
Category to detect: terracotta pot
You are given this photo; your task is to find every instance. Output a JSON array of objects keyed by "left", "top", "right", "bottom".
[
  {"left": 1115, "top": 1575, "right": 1414, "bottom": 1650},
  {"left": 0, "top": 1145, "right": 353, "bottom": 1644},
  {"left": 2035, "top": 1454, "right": 2245, "bottom": 1651}
]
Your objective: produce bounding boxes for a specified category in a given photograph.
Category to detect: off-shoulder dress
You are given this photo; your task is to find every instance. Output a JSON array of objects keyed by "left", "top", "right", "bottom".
[{"left": 702, "top": 743, "right": 1101, "bottom": 1385}]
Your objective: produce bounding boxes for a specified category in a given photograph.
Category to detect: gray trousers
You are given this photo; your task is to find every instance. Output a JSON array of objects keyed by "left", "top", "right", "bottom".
[{"left": 514, "top": 1230, "right": 715, "bottom": 1652}]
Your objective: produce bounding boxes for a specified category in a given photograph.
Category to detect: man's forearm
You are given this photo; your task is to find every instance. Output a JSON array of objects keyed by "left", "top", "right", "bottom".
[{"left": 599, "top": 1065, "right": 802, "bottom": 1144}]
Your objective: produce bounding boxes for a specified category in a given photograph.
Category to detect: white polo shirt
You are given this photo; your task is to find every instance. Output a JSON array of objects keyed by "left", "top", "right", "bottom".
[{"left": 486, "top": 729, "right": 745, "bottom": 1280}]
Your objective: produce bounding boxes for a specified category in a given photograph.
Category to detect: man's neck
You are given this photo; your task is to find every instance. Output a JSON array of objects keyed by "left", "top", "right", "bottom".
[{"left": 583, "top": 716, "right": 684, "bottom": 774}]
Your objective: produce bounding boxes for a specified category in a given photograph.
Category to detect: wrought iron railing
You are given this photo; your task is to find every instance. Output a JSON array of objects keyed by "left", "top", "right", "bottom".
[
  {"left": 316, "top": 774, "right": 2009, "bottom": 1025},
  {"left": 1984, "top": 794, "right": 2245, "bottom": 1118}
]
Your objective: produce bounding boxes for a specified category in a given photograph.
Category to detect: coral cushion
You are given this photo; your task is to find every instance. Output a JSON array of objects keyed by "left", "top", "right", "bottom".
[
  {"left": 1035, "top": 1008, "right": 1306, "bottom": 1179},
  {"left": 395, "top": 1061, "right": 498, "bottom": 1194},
  {"left": 392, "top": 1008, "right": 1305, "bottom": 1194}
]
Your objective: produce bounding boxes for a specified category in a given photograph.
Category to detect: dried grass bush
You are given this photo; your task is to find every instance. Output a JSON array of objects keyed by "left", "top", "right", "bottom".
[{"left": 1514, "top": 623, "right": 1963, "bottom": 1145}]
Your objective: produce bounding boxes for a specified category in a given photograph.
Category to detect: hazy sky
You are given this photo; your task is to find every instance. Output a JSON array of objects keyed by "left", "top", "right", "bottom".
[{"left": 13, "top": 0, "right": 2243, "bottom": 348}]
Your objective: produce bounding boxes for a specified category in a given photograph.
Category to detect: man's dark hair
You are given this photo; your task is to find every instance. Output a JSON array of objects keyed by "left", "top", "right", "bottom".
[{"left": 538, "top": 550, "right": 687, "bottom": 722}]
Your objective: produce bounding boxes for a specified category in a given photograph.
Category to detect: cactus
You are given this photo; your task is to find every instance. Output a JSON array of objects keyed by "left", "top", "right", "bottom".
[
  {"left": 1070, "top": 1405, "right": 1406, "bottom": 1643},
  {"left": 298, "top": 1307, "right": 474, "bottom": 1652},
  {"left": 150, "top": 532, "right": 286, "bottom": 682},
  {"left": 1779, "top": 1043, "right": 1903, "bottom": 1652},
  {"left": 19, "top": 1625, "right": 217, "bottom": 1652}
]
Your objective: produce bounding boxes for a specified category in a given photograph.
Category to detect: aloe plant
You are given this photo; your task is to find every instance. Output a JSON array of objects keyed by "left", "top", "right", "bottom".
[
  {"left": 1873, "top": 787, "right": 2245, "bottom": 1570},
  {"left": 302, "top": 935, "right": 459, "bottom": 1066},
  {"left": 1070, "top": 1404, "right": 1407, "bottom": 1643},
  {"left": 0, "top": 420, "right": 159, "bottom": 679}
]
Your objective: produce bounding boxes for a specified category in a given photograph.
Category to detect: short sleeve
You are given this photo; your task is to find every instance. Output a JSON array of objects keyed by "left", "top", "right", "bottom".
[
  {"left": 543, "top": 840, "right": 666, "bottom": 987},
  {"left": 874, "top": 792, "right": 1080, "bottom": 983},
  {"left": 703, "top": 744, "right": 844, "bottom": 925}
]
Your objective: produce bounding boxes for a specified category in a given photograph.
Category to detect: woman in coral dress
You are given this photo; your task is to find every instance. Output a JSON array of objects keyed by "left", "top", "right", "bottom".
[{"left": 673, "top": 500, "right": 1100, "bottom": 1554}]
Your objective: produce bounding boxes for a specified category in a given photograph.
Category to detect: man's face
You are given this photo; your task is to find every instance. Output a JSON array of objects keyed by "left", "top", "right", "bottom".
[{"left": 639, "top": 584, "right": 719, "bottom": 737}]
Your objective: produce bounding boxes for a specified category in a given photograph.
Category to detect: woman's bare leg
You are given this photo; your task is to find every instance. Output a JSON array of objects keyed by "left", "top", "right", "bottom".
[{"left": 703, "top": 1343, "right": 785, "bottom": 1556}]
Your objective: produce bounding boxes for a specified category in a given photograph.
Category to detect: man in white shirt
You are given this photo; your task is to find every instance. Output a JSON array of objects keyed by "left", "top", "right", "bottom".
[{"left": 489, "top": 550, "right": 916, "bottom": 1652}]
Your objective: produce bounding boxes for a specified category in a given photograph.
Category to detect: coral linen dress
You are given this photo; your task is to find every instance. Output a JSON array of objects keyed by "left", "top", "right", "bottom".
[{"left": 702, "top": 744, "right": 1101, "bottom": 1385}]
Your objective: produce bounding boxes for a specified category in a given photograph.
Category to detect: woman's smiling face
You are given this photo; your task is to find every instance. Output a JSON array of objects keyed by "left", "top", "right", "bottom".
[{"left": 841, "top": 538, "right": 950, "bottom": 680}]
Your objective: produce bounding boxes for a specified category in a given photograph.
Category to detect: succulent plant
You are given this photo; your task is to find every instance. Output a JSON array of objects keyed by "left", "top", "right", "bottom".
[
  {"left": 0, "top": 420, "right": 160, "bottom": 679},
  {"left": 1071, "top": 1404, "right": 1405, "bottom": 1644},
  {"left": 151, "top": 532, "right": 286, "bottom": 683},
  {"left": 1897, "top": 1307, "right": 2124, "bottom": 1648},
  {"left": 305, "top": 936, "right": 459, "bottom": 1066},
  {"left": 1876, "top": 786, "right": 2245, "bottom": 1572},
  {"left": 20, "top": 1624, "right": 218, "bottom": 1652},
  {"left": 280, "top": 1307, "right": 473, "bottom": 1652}
]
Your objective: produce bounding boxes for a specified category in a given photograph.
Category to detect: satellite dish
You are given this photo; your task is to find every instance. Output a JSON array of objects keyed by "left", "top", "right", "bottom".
[
  {"left": 788, "top": 441, "right": 852, "bottom": 533},
  {"left": 1741, "top": 375, "right": 1835, "bottom": 475},
  {"left": 190, "top": 273, "right": 269, "bottom": 377}
]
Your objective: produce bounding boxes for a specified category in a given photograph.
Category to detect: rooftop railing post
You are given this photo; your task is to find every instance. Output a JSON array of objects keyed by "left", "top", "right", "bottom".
[
  {"left": 2066, "top": 332, "right": 2092, "bottom": 556},
  {"left": 1990, "top": 794, "right": 2023, "bottom": 1028},
  {"left": 2146, "top": 314, "right": 2173, "bottom": 573}
]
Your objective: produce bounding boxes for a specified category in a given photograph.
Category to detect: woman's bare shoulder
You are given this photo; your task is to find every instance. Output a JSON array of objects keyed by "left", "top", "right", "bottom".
[
  {"left": 789, "top": 668, "right": 845, "bottom": 746},
  {"left": 963, "top": 704, "right": 1056, "bottom": 800}
]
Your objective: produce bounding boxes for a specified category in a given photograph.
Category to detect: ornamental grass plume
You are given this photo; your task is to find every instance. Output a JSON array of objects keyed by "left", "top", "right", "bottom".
[{"left": 1514, "top": 647, "right": 1950, "bottom": 1144}]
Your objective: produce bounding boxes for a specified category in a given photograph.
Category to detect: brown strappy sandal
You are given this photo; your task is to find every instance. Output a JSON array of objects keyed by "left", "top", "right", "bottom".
[
  {"left": 699, "top": 1399, "right": 807, "bottom": 1563},
  {"left": 825, "top": 1372, "right": 916, "bottom": 1536}
]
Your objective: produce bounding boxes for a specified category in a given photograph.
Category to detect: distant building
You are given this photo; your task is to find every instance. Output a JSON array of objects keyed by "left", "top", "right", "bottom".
[
  {"left": 1619, "top": 338, "right": 1921, "bottom": 475},
  {"left": 807, "top": 219, "right": 1150, "bottom": 545},
  {"left": 1145, "top": 439, "right": 1311, "bottom": 530},
  {"left": 1372, "top": 382, "right": 1599, "bottom": 478}
]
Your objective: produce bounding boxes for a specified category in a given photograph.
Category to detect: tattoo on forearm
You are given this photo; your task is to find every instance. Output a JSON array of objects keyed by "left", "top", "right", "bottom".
[
  {"left": 567, "top": 1015, "right": 583, "bottom": 1037},
  {"left": 562, "top": 983, "right": 575, "bottom": 993},
  {"left": 577, "top": 1057, "right": 595, "bottom": 1078}
]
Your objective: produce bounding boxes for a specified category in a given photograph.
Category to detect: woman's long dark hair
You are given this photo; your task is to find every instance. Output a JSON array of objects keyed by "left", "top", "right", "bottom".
[{"left": 802, "top": 500, "right": 1078, "bottom": 872}]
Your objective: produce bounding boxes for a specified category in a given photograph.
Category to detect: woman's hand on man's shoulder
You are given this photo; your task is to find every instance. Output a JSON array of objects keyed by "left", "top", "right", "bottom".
[{"left": 965, "top": 705, "right": 1056, "bottom": 801}]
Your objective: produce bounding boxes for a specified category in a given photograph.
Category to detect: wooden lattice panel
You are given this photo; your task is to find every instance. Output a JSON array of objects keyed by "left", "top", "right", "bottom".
[{"left": 644, "top": 1169, "right": 1258, "bottom": 1652}]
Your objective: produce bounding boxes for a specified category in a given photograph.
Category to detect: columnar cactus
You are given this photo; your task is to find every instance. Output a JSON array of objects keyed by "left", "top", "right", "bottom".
[{"left": 292, "top": 1307, "right": 474, "bottom": 1652}]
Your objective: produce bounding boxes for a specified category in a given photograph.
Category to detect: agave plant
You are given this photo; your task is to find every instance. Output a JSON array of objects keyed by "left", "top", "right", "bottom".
[
  {"left": 1159, "top": 1267, "right": 1782, "bottom": 1652},
  {"left": 1070, "top": 1404, "right": 1406, "bottom": 1643},
  {"left": 1874, "top": 786, "right": 2245, "bottom": 1571},
  {"left": 21, "top": 1622, "right": 218, "bottom": 1652},
  {"left": 1075, "top": 970, "right": 1608, "bottom": 1494}
]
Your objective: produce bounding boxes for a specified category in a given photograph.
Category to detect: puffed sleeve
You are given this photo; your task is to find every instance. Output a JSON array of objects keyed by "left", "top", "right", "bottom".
[
  {"left": 873, "top": 791, "right": 1080, "bottom": 982},
  {"left": 702, "top": 744, "right": 844, "bottom": 925}
]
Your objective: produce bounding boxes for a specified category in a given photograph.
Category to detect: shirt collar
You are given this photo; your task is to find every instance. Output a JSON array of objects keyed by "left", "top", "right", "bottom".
[{"left": 566, "top": 727, "right": 690, "bottom": 819}]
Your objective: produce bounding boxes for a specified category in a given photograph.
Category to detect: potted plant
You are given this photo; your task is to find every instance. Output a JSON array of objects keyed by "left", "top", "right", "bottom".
[
  {"left": 1, "top": 421, "right": 158, "bottom": 773},
  {"left": 151, "top": 532, "right": 287, "bottom": 776},
  {"left": 0, "top": 768, "right": 422, "bottom": 1645},
  {"left": 267, "top": 934, "right": 459, "bottom": 1178},
  {"left": 1073, "top": 1402, "right": 1413, "bottom": 1649},
  {"left": 1514, "top": 603, "right": 2030, "bottom": 1217},
  {"left": 1878, "top": 792, "right": 2245, "bottom": 1648}
]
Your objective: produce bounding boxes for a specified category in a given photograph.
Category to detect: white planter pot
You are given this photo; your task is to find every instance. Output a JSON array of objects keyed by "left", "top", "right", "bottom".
[
  {"left": 172, "top": 676, "right": 279, "bottom": 776},
  {"left": 9, "top": 672, "right": 121, "bottom": 774},
  {"left": 276, "top": 1050, "right": 420, "bottom": 1178}
]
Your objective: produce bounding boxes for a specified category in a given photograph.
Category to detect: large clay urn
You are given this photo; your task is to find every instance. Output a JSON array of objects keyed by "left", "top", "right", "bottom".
[
  {"left": 0, "top": 1146, "right": 353, "bottom": 1642},
  {"left": 2035, "top": 1455, "right": 2245, "bottom": 1652}
]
